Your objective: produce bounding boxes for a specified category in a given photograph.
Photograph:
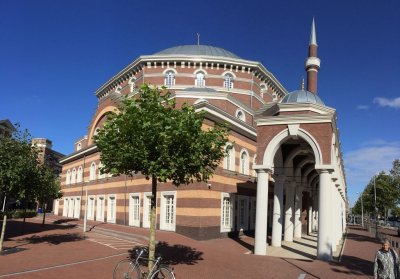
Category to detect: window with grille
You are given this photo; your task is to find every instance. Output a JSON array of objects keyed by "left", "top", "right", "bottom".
[
  {"left": 222, "top": 196, "right": 232, "bottom": 229},
  {"left": 223, "top": 74, "right": 233, "bottom": 89},
  {"left": 195, "top": 72, "right": 205, "bottom": 87},
  {"left": 164, "top": 70, "right": 175, "bottom": 87}
]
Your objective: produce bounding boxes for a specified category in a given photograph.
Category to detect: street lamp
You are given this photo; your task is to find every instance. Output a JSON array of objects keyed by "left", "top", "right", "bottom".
[{"left": 356, "top": 192, "right": 364, "bottom": 228}]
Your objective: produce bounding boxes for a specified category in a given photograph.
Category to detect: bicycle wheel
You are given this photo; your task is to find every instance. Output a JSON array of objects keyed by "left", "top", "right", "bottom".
[
  {"left": 150, "top": 265, "right": 175, "bottom": 279},
  {"left": 113, "top": 259, "right": 141, "bottom": 279}
]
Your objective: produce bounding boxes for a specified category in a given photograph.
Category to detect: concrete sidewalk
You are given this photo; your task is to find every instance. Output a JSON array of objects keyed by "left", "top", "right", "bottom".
[{"left": 0, "top": 216, "right": 381, "bottom": 278}]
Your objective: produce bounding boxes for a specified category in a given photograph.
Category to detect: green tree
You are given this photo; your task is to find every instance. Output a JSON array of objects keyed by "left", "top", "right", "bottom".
[
  {"left": 35, "top": 163, "right": 62, "bottom": 226},
  {"left": 0, "top": 126, "right": 38, "bottom": 252},
  {"left": 94, "top": 84, "right": 229, "bottom": 268}
]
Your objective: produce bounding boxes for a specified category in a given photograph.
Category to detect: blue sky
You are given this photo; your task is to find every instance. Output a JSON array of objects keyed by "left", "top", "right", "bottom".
[{"left": 1, "top": 0, "right": 399, "bottom": 206}]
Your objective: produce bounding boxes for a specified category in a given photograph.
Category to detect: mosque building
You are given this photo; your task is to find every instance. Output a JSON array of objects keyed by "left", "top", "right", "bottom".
[{"left": 58, "top": 19, "right": 347, "bottom": 260}]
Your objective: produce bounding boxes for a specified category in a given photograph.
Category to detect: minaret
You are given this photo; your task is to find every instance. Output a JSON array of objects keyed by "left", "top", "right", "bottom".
[{"left": 305, "top": 18, "right": 320, "bottom": 94}]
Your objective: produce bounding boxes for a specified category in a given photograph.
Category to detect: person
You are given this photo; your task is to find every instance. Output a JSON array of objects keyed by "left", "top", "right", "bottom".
[{"left": 374, "top": 239, "right": 399, "bottom": 279}]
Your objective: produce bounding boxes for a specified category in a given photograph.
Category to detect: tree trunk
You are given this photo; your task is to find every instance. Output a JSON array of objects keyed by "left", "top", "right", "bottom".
[
  {"left": 148, "top": 175, "right": 157, "bottom": 271},
  {"left": 0, "top": 214, "right": 7, "bottom": 252},
  {"left": 42, "top": 203, "right": 47, "bottom": 226}
]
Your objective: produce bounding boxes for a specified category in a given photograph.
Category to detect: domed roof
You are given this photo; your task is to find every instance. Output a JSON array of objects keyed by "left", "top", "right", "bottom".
[
  {"left": 281, "top": 90, "right": 325, "bottom": 105},
  {"left": 154, "top": 45, "right": 241, "bottom": 59}
]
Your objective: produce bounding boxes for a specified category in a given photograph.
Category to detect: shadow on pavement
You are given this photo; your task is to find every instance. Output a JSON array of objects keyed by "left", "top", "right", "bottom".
[
  {"left": 22, "top": 232, "right": 86, "bottom": 245},
  {"left": 329, "top": 255, "right": 373, "bottom": 277},
  {"left": 128, "top": 241, "right": 203, "bottom": 266},
  {"left": 4, "top": 219, "right": 77, "bottom": 239}
]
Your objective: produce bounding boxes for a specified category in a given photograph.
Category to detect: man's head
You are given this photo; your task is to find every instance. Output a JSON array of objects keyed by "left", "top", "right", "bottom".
[{"left": 382, "top": 239, "right": 391, "bottom": 251}]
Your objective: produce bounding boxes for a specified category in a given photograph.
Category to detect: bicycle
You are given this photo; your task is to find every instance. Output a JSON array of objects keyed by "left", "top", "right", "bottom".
[{"left": 113, "top": 247, "right": 175, "bottom": 279}]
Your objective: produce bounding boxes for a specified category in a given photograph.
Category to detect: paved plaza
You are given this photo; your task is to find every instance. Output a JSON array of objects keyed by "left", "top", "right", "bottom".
[{"left": 0, "top": 215, "right": 387, "bottom": 278}]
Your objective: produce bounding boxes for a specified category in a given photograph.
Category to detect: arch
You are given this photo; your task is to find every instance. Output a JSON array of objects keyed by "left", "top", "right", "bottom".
[
  {"left": 239, "top": 149, "right": 249, "bottom": 175},
  {"left": 90, "top": 162, "right": 97, "bottom": 181},
  {"left": 224, "top": 143, "right": 235, "bottom": 171},
  {"left": 262, "top": 128, "right": 323, "bottom": 169},
  {"left": 235, "top": 109, "right": 246, "bottom": 122},
  {"left": 164, "top": 69, "right": 176, "bottom": 87},
  {"left": 77, "top": 166, "right": 83, "bottom": 183},
  {"left": 71, "top": 168, "right": 77, "bottom": 184},
  {"left": 88, "top": 106, "right": 118, "bottom": 145},
  {"left": 194, "top": 71, "right": 206, "bottom": 87}
]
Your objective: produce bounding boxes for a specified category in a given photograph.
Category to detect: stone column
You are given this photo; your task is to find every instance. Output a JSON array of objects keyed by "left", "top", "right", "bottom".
[
  {"left": 294, "top": 185, "right": 303, "bottom": 238},
  {"left": 317, "top": 169, "right": 332, "bottom": 261},
  {"left": 284, "top": 181, "right": 295, "bottom": 242},
  {"left": 253, "top": 167, "right": 270, "bottom": 255},
  {"left": 271, "top": 175, "right": 285, "bottom": 247}
]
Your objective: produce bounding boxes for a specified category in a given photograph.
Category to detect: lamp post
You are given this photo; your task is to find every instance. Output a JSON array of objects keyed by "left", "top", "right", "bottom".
[
  {"left": 374, "top": 175, "right": 378, "bottom": 238},
  {"left": 356, "top": 192, "right": 364, "bottom": 228}
]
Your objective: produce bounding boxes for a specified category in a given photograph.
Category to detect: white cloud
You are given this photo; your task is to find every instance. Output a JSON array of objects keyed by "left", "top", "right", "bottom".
[
  {"left": 344, "top": 140, "right": 400, "bottom": 206},
  {"left": 374, "top": 97, "right": 400, "bottom": 109},
  {"left": 357, "top": 105, "right": 369, "bottom": 110}
]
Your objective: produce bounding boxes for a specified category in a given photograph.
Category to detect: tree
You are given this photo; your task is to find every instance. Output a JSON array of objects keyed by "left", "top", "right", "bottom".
[
  {"left": 35, "top": 163, "right": 62, "bottom": 226},
  {"left": 0, "top": 126, "right": 38, "bottom": 252},
  {"left": 94, "top": 84, "right": 229, "bottom": 268}
]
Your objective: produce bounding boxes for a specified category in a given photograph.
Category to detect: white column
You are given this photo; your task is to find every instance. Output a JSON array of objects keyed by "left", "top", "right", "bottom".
[
  {"left": 317, "top": 169, "right": 332, "bottom": 261},
  {"left": 284, "top": 182, "right": 295, "bottom": 242},
  {"left": 331, "top": 183, "right": 337, "bottom": 252},
  {"left": 254, "top": 167, "right": 270, "bottom": 255},
  {"left": 271, "top": 175, "right": 285, "bottom": 247},
  {"left": 294, "top": 186, "right": 303, "bottom": 238}
]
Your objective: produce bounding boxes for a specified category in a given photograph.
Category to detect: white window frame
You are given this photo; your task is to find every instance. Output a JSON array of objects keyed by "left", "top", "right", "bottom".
[
  {"left": 235, "top": 109, "right": 246, "bottom": 122},
  {"left": 195, "top": 71, "right": 205, "bottom": 87},
  {"left": 237, "top": 195, "right": 249, "bottom": 231},
  {"left": 129, "top": 193, "right": 141, "bottom": 227},
  {"left": 164, "top": 70, "right": 176, "bottom": 87},
  {"left": 71, "top": 168, "right": 76, "bottom": 184},
  {"left": 160, "top": 191, "right": 177, "bottom": 231},
  {"left": 68, "top": 197, "right": 74, "bottom": 218},
  {"left": 224, "top": 144, "right": 235, "bottom": 171},
  {"left": 77, "top": 166, "right": 83, "bottom": 183},
  {"left": 73, "top": 197, "right": 81, "bottom": 219},
  {"left": 66, "top": 170, "right": 71, "bottom": 185},
  {"left": 90, "top": 162, "right": 96, "bottom": 181},
  {"left": 223, "top": 73, "right": 234, "bottom": 89},
  {"left": 129, "top": 77, "right": 136, "bottom": 92},
  {"left": 87, "top": 195, "right": 96, "bottom": 220},
  {"left": 107, "top": 194, "right": 117, "bottom": 223},
  {"left": 221, "top": 193, "right": 235, "bottom": 232},
  {"left": 63, "top": 198, "right": 69, "bottom": 217},
  {"left": 77, "top": 143, "right": 82, "bottom": 151},
  {"left": 239, "top": 149, "right": 250, "bottom": 175},
  {"left": 142, "top": 192, "right": 153, "bottom": 228},
  {"left": 96, "top": 195, "right": 105, "bottom": 222}
]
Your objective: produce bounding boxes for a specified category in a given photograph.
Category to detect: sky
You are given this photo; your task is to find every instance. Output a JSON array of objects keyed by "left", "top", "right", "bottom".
[{"left": 1, "top": 0, "right": 399, "bottom": 206}]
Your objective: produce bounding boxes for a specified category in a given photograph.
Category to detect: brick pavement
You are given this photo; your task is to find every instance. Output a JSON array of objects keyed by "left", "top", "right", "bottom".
[{"left": 0, "top": 216, "right": 383, "bottom": 278}]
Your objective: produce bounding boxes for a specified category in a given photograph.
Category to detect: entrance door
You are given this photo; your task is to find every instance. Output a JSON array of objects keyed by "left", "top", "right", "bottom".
[
  {"left": 63, "top": 198, "right": 68, "bottom": 217},
  {"left": 160, "top": 192, "right": 176, "bottom": 231},
  {"left": 142, "top": 193, "right": 152, "bottom": 228},
  {"left": 68, "top": 198, "right": 74, "bottom": 217},
  {"left": 237, "top": 196, "right": 249, "bottom": 231},
  {"left": 96, "top": 195, "right": 105, "bottom": 222},
  {"left": 87, "top": 196, "right": 95, "bottom": 220},
  {"left": 73, "top": 197, "right": 81, "bottom": 218},
  {"left": 107, "top": 195, "right": 116, "bottom": 223},
  {"left": 129, "top": 194, "right": 140, "bottom": 227}
]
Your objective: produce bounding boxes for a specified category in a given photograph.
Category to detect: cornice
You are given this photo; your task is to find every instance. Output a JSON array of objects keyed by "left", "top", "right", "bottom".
[
  {"left": 59, "top": 145, "right": 98, "bottom": 165},
  {"left": 255, "top": 113, "right": 334, "bottom": 126}
]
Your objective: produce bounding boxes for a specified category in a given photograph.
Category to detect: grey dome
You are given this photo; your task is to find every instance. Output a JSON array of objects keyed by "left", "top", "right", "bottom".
[
  {"left": 281, "top": 90, "right": 325, "bottom": 105},
  {"left": 154, "top": 45, "right": 241, "bottom": 59}
]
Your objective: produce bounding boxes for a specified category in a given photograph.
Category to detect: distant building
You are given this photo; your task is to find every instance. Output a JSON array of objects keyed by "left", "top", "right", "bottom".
[
  {"left": 0, "top": 119, "right": 16, "bottom": 138},
  {"left": 59, "top": 20, "right": 347, "bottom": 260}
]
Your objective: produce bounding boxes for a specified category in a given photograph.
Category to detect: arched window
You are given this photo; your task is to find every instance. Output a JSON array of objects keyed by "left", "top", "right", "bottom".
[
  {"left": 164, "top": 70, "right": 175, "bottom": 87},
  {"left": 98, "top": 162, "right": 105, "bottom": 179},
  {"left": 71, "top": 168, "right": 77, "bottom": 184},
  {"left": 236, "top": 109, "right": 245, "bottom": 122},
  {"left": 77, "top": 143, "right": 81, "bottom": 151},
  {"left": 223, "top": 74, "right": 234, "bottom": 89},
  {"left": 66, "top": 170, "right": 71, "bottom": 185},
  {"left": 224, "top": 144, "right": 235, "bottom": 171},
  {"left": 195, "top": 72, "right": 205, "bottom": 87},
  {"left": 77, "top": 166, "right": 83, "bottom": 183},
  {"left": 260, "top": 84, "right": 267, "bottom": 98},
  {"left": 129, "top": 77, "right": 136, "bottom": 92},
  {"left": 239, "top": 150, "right": 249, "bottom": 175},
  {"left": 90, "top": 162, "right": 97, "bottom": 181}
]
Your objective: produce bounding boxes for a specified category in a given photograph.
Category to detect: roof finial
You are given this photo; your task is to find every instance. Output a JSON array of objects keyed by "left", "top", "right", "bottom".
[
  {"left": 309, "top": 17, "right": 317, "bottom": 46},
  {"left": 301, "top": 78, "right": 305, "bottom": 90},
  {"left": 197, "top": 33, "right": 200, "bottom": 46}
]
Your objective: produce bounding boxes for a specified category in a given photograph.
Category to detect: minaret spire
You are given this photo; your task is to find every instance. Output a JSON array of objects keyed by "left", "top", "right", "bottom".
[{"left": 305, "top": 18, "right": 321, "bottom": 94}]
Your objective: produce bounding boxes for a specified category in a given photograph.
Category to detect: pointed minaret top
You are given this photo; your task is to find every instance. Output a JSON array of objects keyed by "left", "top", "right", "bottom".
[{"left": 309, "top": 18, "right": 317, "bottom": 46}]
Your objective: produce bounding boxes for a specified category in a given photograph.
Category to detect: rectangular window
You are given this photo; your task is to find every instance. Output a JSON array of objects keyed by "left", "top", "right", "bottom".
[
  {"left": 107, "top": 195, "right": 116, "bottom": 223},
  {"left": 160, "top": 191, "right": 176, "bottom": 231},
  {"left": 87, "top": 196, "right": 95, "bottom": 220},
  {"left": 96, "top": 196, "right": 105, "bottom": 222}
]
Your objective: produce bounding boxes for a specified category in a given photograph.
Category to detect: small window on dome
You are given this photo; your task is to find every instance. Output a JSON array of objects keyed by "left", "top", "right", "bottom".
[
  {"left": 223, "top": 74, "right": 233, "bottom": 89},
  {"left": 195, "top": 72, "right": 205, "bottom": 87},
  {"left": 129, "top": 77, "right": 136, "bottom": 92},
  {"left": 77, "top": 143, "right": 81, "bottom": 151},
  {"left": 164, "top": 70, "right": 175, "bottom": 87}
]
